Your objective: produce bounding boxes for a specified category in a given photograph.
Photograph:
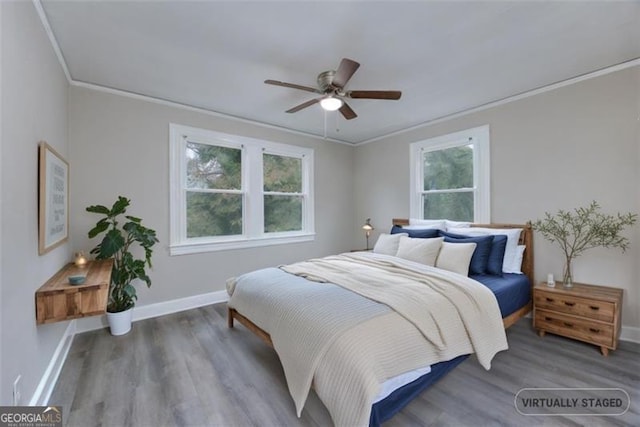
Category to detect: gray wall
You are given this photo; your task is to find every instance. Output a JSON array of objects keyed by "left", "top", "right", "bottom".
[
  {"left": 68, "top": 87, "right": 355, "bottom": 306},
  {"left": 1, "top": 2, "right": 70, "bottom": 405},
  {"left": 354, "top": 67, "right": 640, "bottom": 329}
]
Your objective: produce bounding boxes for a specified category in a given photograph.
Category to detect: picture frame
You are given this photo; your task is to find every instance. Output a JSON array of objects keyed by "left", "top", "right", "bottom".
[{"left": 39, "top": 141, "right": 69, "bottom": 255}]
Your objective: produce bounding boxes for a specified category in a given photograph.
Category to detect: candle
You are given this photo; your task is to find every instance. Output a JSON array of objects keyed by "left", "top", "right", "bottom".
[
  {"left": 547, "top": 273, "right": 555, "bottom": 287},
  {"left": 74, "top": 251, "right": 87, "bottom": 267}
]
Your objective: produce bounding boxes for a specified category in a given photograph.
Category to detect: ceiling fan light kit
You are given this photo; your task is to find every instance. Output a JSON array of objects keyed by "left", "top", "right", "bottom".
[
  {"left": 320, "top": 97, "right": 343, "bottom": 111},
  {"left": 265, "top": 58, "right": 401, "bottom": 120}
]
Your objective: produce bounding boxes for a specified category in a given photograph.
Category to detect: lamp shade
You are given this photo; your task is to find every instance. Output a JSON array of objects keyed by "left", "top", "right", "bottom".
[
  {"left": 362, "top": 218, "right": 374, "bottom": 231},
  {"left": 320, "top": 97, "right": 343, "bottom": 111}
]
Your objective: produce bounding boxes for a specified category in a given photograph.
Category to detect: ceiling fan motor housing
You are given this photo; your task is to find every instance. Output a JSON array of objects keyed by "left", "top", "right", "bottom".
[{"left": 317, "top": 70, "right": 336, "bottom": 93}]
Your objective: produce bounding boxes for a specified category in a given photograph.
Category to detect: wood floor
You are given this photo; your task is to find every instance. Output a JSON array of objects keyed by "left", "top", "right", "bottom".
[{"left": 50, "top": 304, "right": 639, "bottom": 427}]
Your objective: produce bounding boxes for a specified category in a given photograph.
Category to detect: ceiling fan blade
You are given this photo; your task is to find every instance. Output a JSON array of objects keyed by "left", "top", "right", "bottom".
[
  {"left": 265, "top": 79, "right": 319, "bottom": 94},
  {"left": 286, "top": 98, "right": 320, "bottom": 113},
  {"left": 339, "top": 102, "right": 357, "bottom": 120},
  {"left": 347, "top": 90, "right": 402, "bottom": 100},
  {"left": 331, "top": 58, "right": 360, "bottom": 89}
]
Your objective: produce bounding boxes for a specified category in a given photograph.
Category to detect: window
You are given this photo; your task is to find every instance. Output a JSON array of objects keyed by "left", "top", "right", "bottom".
[
  {"left": 410, "top": 125, "right": 490, "bottom": 222},
  {"left": 170, "top": 124, "right": 314, "bottom": 254}
]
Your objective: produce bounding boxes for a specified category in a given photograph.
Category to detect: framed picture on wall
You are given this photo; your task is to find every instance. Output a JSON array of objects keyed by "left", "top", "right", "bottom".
[{"left": 38, "top": 141, "right": 69, "bottom": 255}]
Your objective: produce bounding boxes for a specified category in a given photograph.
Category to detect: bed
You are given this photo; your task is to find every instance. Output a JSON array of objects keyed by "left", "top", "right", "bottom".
[{"left": 227, "top": 221, "right": 533, "bottom": 426}]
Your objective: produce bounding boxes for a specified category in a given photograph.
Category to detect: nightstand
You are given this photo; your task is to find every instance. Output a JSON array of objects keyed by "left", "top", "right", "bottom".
[{"left": 533, "top": 282, "right": 623, "bottom": 356}]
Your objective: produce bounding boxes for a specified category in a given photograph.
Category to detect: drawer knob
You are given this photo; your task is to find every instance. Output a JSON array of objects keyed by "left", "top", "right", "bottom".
[
  {"left": 546, "top": 297, "right": 554, "bottom": 302},
  {"left": 564, "top": 302, "right": 575, "bottom": 307},
  {"left": 589, "top": 328, "right": 600, "bottom": 333},
  {"left": 563, "top": 322, "right": 574, "bottom": 328},
  {"left": 589, "top": 306, "right": 600, "bottom": 311},
  {"left": 544, "top": 317, "right": 552, "bottom": 321}
]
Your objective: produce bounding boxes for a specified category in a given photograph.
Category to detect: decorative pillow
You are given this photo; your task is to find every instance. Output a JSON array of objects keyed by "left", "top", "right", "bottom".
[
  {"left": 510, "top": 245, "right": 526, "bottom": 274},
  {"left": 486, "top": 235, "right": 508, "bottom": 276},
  {"left": 391, "top": 225, "right": 440, "bottom": 239},
  {"left": 448, "top": 226, "right": 522, "bottom": 274},
  {"left": 435, "top": 242, "right": 477, "bottom": 276},
  {"left": 395, "top": 236, "right": 443, "bottom": 266},
  {"left": 408, "top": 218, "right": 447, "bottom": 230},
  {"left": 373, "top": 233, "right": 407, "bottom": 256},
  {"left": 439, "top": 231, "right": 493, "bottom": 275}
]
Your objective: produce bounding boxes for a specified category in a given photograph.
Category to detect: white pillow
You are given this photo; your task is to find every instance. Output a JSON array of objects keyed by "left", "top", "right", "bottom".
[
  {"left": 408, "top": 218, "right": 446, "bottom": 230},
  {"left": 445, "top": 220, "right": 471, "bottom": 230},
  {"left": 373, "top": 233, "right": 407, "bottom": 256},
  {"left": 403, "top": 225, "right": 440, "bottom": 230},
  {"left": 510, "top": 245, "right": 526, "bottom": 274},
  {"left": 395, "top": 236, "right": 443, "bottom": 266},
  {"left": 448, "top": 226, "right": 523, "bottom": 274},
  {"left": 435, "top": 242, "right": 476, "bottom": 276}
]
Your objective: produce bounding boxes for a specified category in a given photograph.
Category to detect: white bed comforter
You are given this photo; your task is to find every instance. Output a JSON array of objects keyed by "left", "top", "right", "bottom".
[{"left": 227, "top": 252, "right": 508, "bottom": 426}]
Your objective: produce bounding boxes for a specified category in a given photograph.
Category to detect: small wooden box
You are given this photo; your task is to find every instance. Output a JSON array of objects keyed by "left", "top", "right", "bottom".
[{"left": 36, "top": 259, "right": 113, "bottom": 324}]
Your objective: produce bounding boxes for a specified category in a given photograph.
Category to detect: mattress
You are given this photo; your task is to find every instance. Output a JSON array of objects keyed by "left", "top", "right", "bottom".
[{"left": 371, "top": 273, "right": 530, "bottom": 424}]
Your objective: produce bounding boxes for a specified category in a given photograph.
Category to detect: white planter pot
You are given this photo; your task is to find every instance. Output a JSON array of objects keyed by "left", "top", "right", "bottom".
[{"left": 106, "top": 307, "right": 133, "bottom": 336}]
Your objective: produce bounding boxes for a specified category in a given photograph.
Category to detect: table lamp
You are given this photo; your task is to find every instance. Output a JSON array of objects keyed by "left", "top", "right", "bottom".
[{"left": 362, "top": 218, "right": 374, "bottom": 250}]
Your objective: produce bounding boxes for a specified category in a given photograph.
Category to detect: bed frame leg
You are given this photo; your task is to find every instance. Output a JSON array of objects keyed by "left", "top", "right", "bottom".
[{"left": 228, "top": 307, "right": 234, "bottom": 328}]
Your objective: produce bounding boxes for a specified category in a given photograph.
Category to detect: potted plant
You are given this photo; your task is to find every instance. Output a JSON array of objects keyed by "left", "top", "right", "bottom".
[
  {"left": 533, "top": 201, "right": 636, "bottom": 287},
  {"left": 86, "top": 196, "right": 159, "bottom": 335}
]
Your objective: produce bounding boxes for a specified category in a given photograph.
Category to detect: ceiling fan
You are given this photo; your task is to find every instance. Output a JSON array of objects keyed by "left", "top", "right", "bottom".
[{"left": 265, "top": 58, "right": 401, "bottom": 120}]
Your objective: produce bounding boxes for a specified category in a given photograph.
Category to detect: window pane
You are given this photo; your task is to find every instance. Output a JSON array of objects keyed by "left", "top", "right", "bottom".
[
  {"left": 263, "top": 154, "right": 302, "bottom": 193},
  {"left": 423, "top": 192, "right": 473, "bottom": 222},
  {"left": 264, "top": 195, "right": 302, "bottom": 233},
  {"left": 187, "top": 192, "right": 242, "bottom": 237},
  {"left": 186, "top": 142, "right": 241, "bottom": 190},
  {"left": 423, "top": 145, "right": 473, "bottom": 190}
]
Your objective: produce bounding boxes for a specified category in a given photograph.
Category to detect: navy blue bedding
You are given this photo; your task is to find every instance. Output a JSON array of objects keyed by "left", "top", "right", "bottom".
[
  {"left": 369, "top": 273, "right": 530, "bottom": 426},
  {"left": 472, "top": 273, "right": 531, "bottom": 318},
  {"left": 370, "top": 355, "right": 468, "bottom": 426}
]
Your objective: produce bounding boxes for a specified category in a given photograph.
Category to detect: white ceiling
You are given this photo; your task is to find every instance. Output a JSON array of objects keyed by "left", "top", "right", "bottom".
[{"left": 40, "top": 1, "right": 640, "bottom": 144}]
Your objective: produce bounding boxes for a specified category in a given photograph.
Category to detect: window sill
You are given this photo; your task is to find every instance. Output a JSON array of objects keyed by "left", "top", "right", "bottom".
[{"left": 170, "top": 232, "right": 315, "bottom": 255}]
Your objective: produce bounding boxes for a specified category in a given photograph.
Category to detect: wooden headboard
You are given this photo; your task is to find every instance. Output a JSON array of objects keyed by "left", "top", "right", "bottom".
[{"left": 391, "top": 219, "right": 534, "bottom": 286}]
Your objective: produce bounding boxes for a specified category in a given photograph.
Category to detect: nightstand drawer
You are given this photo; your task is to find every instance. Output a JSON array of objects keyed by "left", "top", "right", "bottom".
[
  {"left": 534, "top": 291, "right": 614, "bottom": 323},
  {"left": 535, "top": 309, "right": 614, "bottom": 347}
]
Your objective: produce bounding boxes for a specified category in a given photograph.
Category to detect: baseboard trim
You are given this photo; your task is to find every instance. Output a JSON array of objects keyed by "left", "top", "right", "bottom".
[
  {"left": 620, "top": 326, "right": 640, "bottom": 344},
  {"left": 29, "top": 320, "right": 76, "bottom": 406},
  {"left": 75, "top": 290, "right": 229, "bottom": 333}
]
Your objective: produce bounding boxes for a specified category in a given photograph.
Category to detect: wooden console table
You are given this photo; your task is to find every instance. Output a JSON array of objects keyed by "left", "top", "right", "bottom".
[{"left": 35, "top": 259, "right": 113, "bottom": 324}]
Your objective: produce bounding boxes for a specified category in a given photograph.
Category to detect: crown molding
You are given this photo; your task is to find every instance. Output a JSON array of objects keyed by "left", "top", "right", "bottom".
[
  {"left": 355, "top": 58, "right": 640, "bottom": 146},
  {"left": 34, "top": 0, "right": 638, "bottom": 148},
  {"left": 33, "top": 0, "right": 72, "bottom": 84},
  {"left": 70, "top": 80, "right": 352, "bottom": 146}
]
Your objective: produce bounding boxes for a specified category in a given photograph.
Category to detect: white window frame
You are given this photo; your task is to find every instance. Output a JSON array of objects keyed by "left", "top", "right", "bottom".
[
  {"left": 409, "top": 125, "right": 490, "bottom": 223},
  {"left": 170, "top": 124, "right": 314, "bottom": 255}
]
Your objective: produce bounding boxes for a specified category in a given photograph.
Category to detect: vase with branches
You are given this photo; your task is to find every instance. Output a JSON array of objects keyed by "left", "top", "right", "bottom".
[{"left": 533, "top": 201, "right": 637, "bottom": 287}]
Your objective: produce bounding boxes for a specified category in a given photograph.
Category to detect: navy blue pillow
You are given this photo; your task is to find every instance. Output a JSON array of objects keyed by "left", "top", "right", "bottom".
[
  {"left": 390, "top": 225, "right": 440, "bottom": 239},
  {"left": 486, "top": 235, "right": 508, "bottom": 276},
  {"left": 439, "top": 230, "right": 493, "bottom": 275}
]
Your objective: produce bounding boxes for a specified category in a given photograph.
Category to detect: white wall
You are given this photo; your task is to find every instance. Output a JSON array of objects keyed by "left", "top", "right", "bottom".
[
  {"left": 68, "top": 86, "right": 355, "bottom": 307},
  {"left": 0, "top": 2, "right": 70, "bottom": 405},
  {"left": 355, "top": 67, "right": 640, "bottom": 329}
]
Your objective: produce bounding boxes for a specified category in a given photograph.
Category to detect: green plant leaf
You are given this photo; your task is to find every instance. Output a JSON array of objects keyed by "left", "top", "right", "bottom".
[
  {"left": 124, "top": 284, "right": 137, "bottom": 298},
  {"left": 88, "top": 219, "right": 110, "bottom": 239},
  {"left": 125, "top": 215, "right": 142, "bottom": 223},
  {"left": 110, "top": 196, "right": 130, "bottom": 216},
  {"left": 99, "top": 229, "right": 125, "bottom": 259},
  {"left": 86, "top": 204, "right": 110, "bottom": 214}
]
